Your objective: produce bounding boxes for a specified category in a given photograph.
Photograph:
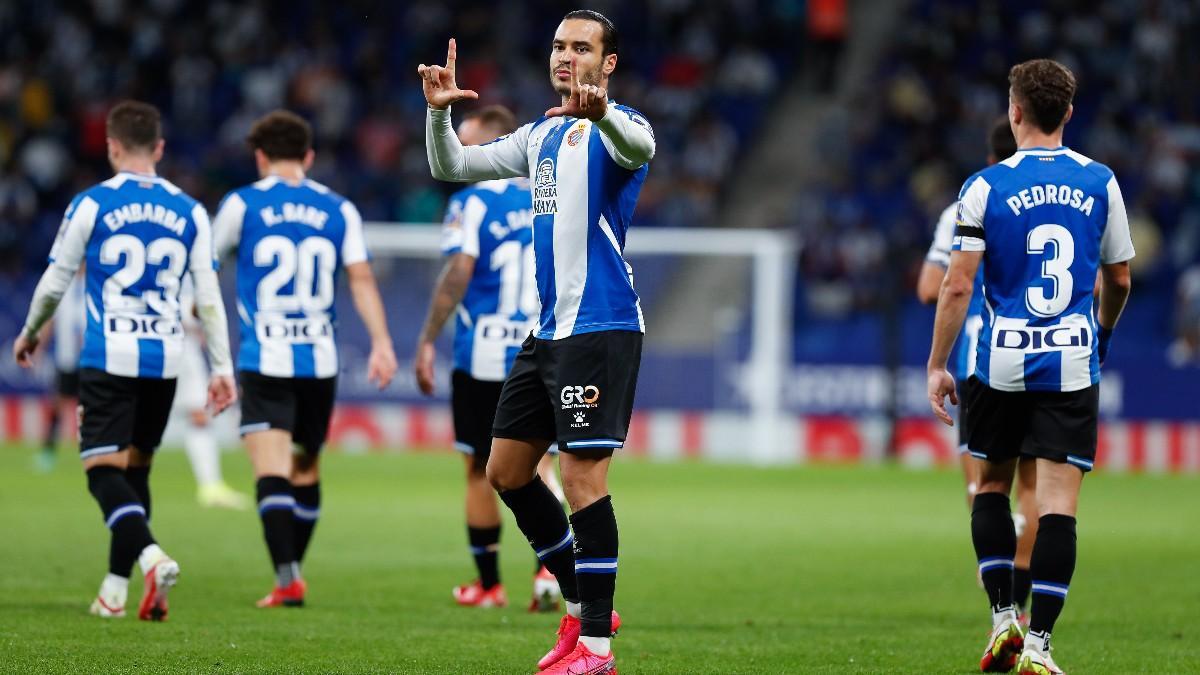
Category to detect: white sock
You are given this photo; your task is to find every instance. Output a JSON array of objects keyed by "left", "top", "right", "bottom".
[
  {"left": 138, "top": 544, "right": 168, "bottom": 576},
  {"left": 99, "top": 573, "right": 129, "bottom": 606},
  {"left": 992, "top": 605, "right": 1017, "bottom": 629},
  {"left": 565, "top": 600, "right": 582, "bottom": 619},
  {"left": 1025, "top": 629, "right": 1051, "bottom": 654},
  {"left": 184, "top": 424, "right": 222, "bottom": 487},
  {"left": 579, "top": 636, "right": 611, "bottom": 656}
]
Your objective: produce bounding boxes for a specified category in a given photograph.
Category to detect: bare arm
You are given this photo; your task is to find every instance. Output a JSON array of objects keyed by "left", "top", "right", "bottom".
[
  {"left": 1097, "top": 261, "right": 1131, "bottom": 330},
  {"left": 916, "top": 263, "right": 947, "bottom": 305},
  {"left": 927, "top": 250, "right": 982, "bottom": 425},
  {"left": 347, "top": 261, "right": 397, "bottom": 389},
  {"left": 419, "top": 254, "right": 475, "bottom": 345},
  {"left": 414, "top": 254, "right": 474, "bottom": 395}
]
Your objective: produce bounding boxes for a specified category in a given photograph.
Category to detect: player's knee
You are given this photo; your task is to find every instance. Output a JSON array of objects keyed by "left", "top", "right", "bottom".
[{"left": 485, "top": 459, "right": 525, "bottom": 492}]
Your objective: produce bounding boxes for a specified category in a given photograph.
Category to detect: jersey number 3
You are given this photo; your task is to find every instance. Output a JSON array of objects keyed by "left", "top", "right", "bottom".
[{"left": 1025, "top": 223, "right": 1075, "bottom": 318}]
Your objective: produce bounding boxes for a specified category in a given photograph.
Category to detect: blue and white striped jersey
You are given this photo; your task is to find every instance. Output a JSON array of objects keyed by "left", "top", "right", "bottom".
[
  {"left": 47, "top": 172, "right": 214, "bottom": 379},
  {"left": 953, "top": 147, "right": 1136, "bottom": 392},
  {"left": 426, "top": 103, "right": 653, "bottom": 341},
  {"left": 441, "top": 179, "right": 538, "bottom": 381},
  {"left": 213, "top": 176, "right": 368, "bottom": 379},
  {"left": 927, "top": 202, "right": 983, "bottom": 381}
]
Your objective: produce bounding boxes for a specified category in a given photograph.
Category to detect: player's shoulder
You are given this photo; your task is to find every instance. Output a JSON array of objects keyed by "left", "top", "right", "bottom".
[
  {"left": 611, "top": 103, "right": 653, "bottom": 133},
  {"left": 957, "top": 167, "right": 994, "bottom": 199},
  {"left": 1059, "top": 149, "right": 1116, "bottom": 185},
  {"left": 90, "top": 173, "right": 200, "bottom": 213}
]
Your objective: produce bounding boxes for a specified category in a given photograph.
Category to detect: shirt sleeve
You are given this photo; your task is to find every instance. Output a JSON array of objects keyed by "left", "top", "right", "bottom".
[
  {"left": 596, "top": 106, "right": 656, "bottom": 170},
  {"left": 925, "top": 203, "right": 958, "bottom": 268},
  {"left": 426, "top": 107, "right": 531, "bottom": 181},
  {"left": 1100, "top": 176, "right": 1136, "bottom": 264},
  {"left": 23, "top": 195, "right": 98, "bottom": 338},
  {"left": 211, "top": 192, "right": 246, "bottom": 261},
  {"left": 340, "top": 200, "right": 369, "bottom": 267},
  {"left": 188, "top": 204, "right": 217, "bottom": 272},
  {"left": 953, "top": 176, "right": 990, "bottom": 252}
]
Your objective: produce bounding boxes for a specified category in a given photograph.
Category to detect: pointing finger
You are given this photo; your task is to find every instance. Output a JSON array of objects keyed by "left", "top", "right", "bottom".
[{"left": 447, "top": 38, "right": 457, "bottom": 72}]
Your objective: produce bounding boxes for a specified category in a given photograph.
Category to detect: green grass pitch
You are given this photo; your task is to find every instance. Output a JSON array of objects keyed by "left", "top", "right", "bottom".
[{"left": 0, "top": 444, "right": 1197, "bottom": 673}]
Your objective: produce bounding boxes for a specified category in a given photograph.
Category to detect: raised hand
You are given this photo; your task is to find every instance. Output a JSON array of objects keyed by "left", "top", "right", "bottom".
[
  {"left": 545, "top": 75, "right": 609, "bottom": 121},
  {"left": 417, "top": 38, "right": 480, "bottom": 110}
]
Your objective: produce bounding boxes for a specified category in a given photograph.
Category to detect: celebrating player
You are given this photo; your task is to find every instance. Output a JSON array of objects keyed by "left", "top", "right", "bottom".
[
  {"left": 420, "top": 9, "right": 654, "bottom": 673},
  {"left": 918, "top": 118, "right": 1039, "bottom": 620},
  {"left": 213, "top": 110, "right": 398, "bottom": 608},
  {"left": 927, "top": 60, "right": 1134, "bottom": 675},
  {"left": 13, "top": 100, "right": 237, "bottom": 620},
  {"left": 415, "top": 104, "right": 566, "bottom": 612}
]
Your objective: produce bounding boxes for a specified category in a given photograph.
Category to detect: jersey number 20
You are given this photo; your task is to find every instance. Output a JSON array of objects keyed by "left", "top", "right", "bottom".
[
  {"left": 254, "top": 235, "right": 337, "bottom": 313},
  {"left": 1026, "top": 223, "right": 1074, "bottom": 318}
]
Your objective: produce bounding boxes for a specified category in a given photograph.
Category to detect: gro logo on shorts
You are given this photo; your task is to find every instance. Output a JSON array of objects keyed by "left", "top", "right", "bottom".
[{"left": 561, "top": 385, "right": 600, "bottom": 407}]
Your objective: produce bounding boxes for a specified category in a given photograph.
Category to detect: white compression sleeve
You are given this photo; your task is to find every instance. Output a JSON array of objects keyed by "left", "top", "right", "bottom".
[
  {"left": 426, "top": 107, "right": 530, "bottom": 181},
  {"left": 595, "top": 107, "right": 656, "bottom": 170},
  {"left": 22, "top": 263, "right": 77, "bottom": 339},
  {"left": 190, "top": 267, "right": 233, "bottom": 376}
]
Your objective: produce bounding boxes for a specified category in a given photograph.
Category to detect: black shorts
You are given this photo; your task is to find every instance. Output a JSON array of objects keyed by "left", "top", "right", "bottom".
[
  {"left": 452, "top": 369, "right": 505, "bottom": 459},
  {"left": 238, "top": 371, "right": 337, "bottom": 455},
  {"left": 78, "top": 368, "right": 176, "bottom": 460},
  {"left": 56, "top": 369, "right": 80, "bottom": 398},
  {"left": 965, "top": 376, "right": 1099, "bottom": 472},
  {"left": 493, "top": 330, "right": 642, "bottom": 454},
  {"left": 956, "top": 379, "right": 970, "bottom": 452}
]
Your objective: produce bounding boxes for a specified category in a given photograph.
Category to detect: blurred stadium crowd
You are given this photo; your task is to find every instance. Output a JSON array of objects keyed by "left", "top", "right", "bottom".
[
  {"left": 1, "top": 0, "right": 1197, "bottom": 367},
  {"left": 797, "top": 0, "right": 1200, "bottom": 365}
]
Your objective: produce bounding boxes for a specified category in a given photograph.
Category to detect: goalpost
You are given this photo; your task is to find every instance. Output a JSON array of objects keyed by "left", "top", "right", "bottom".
[{"left": 363, "top": 223, "right": 798, "bottom": 464}]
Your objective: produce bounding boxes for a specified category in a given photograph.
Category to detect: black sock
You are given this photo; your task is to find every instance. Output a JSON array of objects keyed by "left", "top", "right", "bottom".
[
  {"left": 1028, "top": 514, "right": 1077, "bottom": 644},
  {"left": 292, "top": 482, "right": 321, "bottom": 564},
  {"left": 1013, "top": 566, "right": 1033, "bottom": 611},
  {"left": 256, "top": 476, "right": 298, "bottom": 585},
  {"left": 570, "top": 496, "right": 618, "bottom": 638},
  {"left": 971, "top": 492, "right": 1016, "bottom": 613},
  {"left": 87, "top": 466, "right": 155, "bottom": 577},
  {"left": 468, "top": 525, "right": 502, "bottom": 589},
  {"left": 498, "top": 477, "right": 578, "bottom": 604},
  {"left": 125, "top": 466, "right": 152, "bottom": 522}
]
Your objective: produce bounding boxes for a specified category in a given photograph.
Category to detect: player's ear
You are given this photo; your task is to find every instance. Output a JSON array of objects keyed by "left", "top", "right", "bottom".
[
  {"left": 602, "top": 53, "right": 617, "bottom": 77},
  {"left": 1061, "top": 103, "right": 1073, "bottom": 127},
  {"left": 152, "top": 139, "right": 165, "bottom": 163},
  {"left": 303, "top": 149, "right": 315, "bottom": 171}
]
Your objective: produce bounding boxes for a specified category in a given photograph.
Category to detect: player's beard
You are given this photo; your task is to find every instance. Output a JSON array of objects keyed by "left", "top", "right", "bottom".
[{"left": 550, "top": 62, "right": 605, "bottom": 99}]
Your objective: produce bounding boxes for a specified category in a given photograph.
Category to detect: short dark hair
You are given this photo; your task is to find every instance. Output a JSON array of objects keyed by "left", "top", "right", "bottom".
[
  {"left": 563, "top": 9, "right": 619, "bottom": 56},
  {"left": 246, "top": 110, "right": 312, "bottom": 161},
  {"left": 464, "top": 105, "right": 518, "bottom": 136},
  {"left": 1008, "top": 59, "right": 1076, "bottom": 134},
  {"left": 988, "top": 116, "right": 1017, "bottom": 159},
  {"left": 106, "top": 100, "right": 162, "bottom": 152}
]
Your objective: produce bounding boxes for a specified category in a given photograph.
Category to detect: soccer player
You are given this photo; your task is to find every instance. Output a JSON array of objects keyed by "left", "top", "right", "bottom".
[
  {"left": 420, "top": 9, "right": 654, "bottom": 672},
  {"left": 169, "top": 279, "right": 251, "bottom": 510},
  {"left": 13, "top": 100, "right": 237, "bottom": 620},
  {"left": 212, "top": 110, "right": 398, "bottom": 608},
  {"left": 927, "top": 60, "right": 1134, "bottom": 675},
  {"left": 414, "top": 104, "right": 565, "bottom": 612},
  {"left": 918, "top": 118, "right": 1039, "bottom": 620}
]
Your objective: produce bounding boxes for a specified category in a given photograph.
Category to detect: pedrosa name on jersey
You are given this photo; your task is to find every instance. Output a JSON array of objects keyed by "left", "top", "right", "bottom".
[
  {"left": 1004, "top": 184, "right": 1095, "bottom": 217},
  {"left": 260, "top": 203, "right": 329, "bottom": 229},
  {"left": 102, "top": 203, "right": 187, "bottom": 235}
]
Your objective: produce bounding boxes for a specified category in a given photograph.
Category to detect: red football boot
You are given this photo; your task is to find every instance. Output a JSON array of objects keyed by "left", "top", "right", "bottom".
[
  {"left": 540, "top": 642, "right": 616, "bottom": 675},
  {"left": 256, "top": 578, "right": 307, "bottom": 608},
  {"left": 137, "top": 558, "right": 180, "bottom": 621},
  {"left": 452, "top": 580, "right": 508, "bottom": 607},
  {"left": 538, "top": 610, "right": 621, "bottom": 671}
]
